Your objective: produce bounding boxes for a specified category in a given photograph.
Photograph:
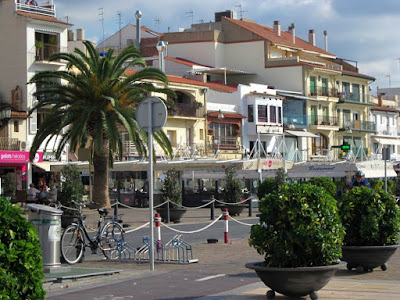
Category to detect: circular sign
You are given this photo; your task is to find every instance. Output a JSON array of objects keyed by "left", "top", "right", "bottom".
[
  {"left": 136, "top": 97, "right": 168, "bottom": 132},
  {"left": 268, "top": 160, "right": 272, "bottom": 168}
]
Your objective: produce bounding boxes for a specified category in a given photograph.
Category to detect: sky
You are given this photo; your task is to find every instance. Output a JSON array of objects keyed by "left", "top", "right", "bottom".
[{"left": 55, "top": 0, "right": 400, "bottom": 95}]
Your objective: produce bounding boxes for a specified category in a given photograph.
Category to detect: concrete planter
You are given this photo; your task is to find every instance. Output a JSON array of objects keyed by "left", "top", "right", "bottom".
[
  {"left": 156, "top": 207, "right": 187, "bottom": 223},
  {"left": 245, "top": 261, "right": 342, "bottom": 300},
  {"left": 220, "top": 204, "right": 246, "bottom": 216},
  {"left": 342, "top": 244, "right": 399, "bottom": 272}
]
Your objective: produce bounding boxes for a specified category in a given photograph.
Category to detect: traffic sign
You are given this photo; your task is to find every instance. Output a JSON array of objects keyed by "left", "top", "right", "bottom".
[{"left": 136, "top": 97, "right": 167, "bottom": 132}]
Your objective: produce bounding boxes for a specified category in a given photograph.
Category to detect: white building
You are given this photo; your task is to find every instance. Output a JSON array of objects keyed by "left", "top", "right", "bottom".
[{"left": 0, "top": 0, "right": 71, "bottom": 188}]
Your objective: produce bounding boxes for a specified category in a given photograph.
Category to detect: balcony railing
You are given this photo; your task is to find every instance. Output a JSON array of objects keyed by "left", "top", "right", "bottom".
[
  {"left": 308, "top": 87, "right": 338, "bottom": 97},
  {"left": 16, "top": 1, "right": 56, "bottom": 17},
  {"left": 338, "top": 92, "right": 374, "bottom": 105},
  {"left": 341, "top": 120, "right": 376, "bottom": 132},
  {"left": 0, "top": 138, "right": 21, "bottom": 151},
  {"left": 211, "top": 136, "right": 239, "bottom": 150},
  {"left": 168, "top": 103, "right": 205, "bottom": 118},
  {"left": 310, "top": 115, "right": 339, "bottom": 126}
]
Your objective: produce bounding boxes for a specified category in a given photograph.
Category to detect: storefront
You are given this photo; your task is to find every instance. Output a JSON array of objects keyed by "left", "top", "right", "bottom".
[{"left": 0, "top": 150, "right": 43, "bottom": 198}]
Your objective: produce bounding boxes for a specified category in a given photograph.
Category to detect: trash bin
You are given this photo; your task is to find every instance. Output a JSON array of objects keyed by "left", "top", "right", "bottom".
[{"left": 27, "top": 204, "right": 63, "bottom": 269}]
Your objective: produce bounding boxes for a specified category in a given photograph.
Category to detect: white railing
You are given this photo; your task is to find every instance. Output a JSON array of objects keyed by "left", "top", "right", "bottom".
[{"left": 16, "top": 1, "right": 56, "bottom": 17}]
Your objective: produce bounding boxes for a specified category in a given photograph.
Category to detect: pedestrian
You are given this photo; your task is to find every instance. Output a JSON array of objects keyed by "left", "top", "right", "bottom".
[
  {"left": 349, "top": 170, "right": 369, "bottom": 189},
  {"left": 38, "top": 185, "right": 49, "bottom": 205},
  {"left": 27, "top": 183, "right": 40, "bottom": 204}
]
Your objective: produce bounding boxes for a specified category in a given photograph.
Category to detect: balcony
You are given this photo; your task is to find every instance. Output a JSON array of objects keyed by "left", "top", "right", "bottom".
[
  {"left": 168, "top": 103, "right": 205, "bottom": 118},
  {"left": 341, "top": 120, "right": 376, "bottom": 133},
  {"left": 310, "top": 115, "right": 339, "bottom": 127},
  {"left": 16, "top": 1, "right": 56, "bottom": 17},
  {"left": 338, "top": 92, "right": 375, "bottom": 106},
  {"left": 308, "top": 87, "right": 338, "bottom": 98},
  {"left": 211, "top": 136, "right": 239, "bottom": 150},
  {"left": 0, "top": 138, "right": 21, "bottom": 151}
]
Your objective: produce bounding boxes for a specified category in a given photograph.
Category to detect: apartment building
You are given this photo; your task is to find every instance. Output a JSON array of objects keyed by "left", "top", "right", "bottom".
[
  {"left": 0, "top": 0, "right": 70, "bottom": 189},
  {"left": 162, "top": 11, "right": 376, "bottom": 161}
]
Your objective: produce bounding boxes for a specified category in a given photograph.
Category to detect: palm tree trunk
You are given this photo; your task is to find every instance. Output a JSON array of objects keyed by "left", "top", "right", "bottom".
[{"left": 93, "top": 139, "right": 111, "bottom": 209}]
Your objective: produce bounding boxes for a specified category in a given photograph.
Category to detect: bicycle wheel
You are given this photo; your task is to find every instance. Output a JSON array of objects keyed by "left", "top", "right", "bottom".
[
  {"left": 99, "top": 222, "right": 124, "bottom": 260},
  {"left": 61, "top": 225, "right": 85, "bottom": 264}
]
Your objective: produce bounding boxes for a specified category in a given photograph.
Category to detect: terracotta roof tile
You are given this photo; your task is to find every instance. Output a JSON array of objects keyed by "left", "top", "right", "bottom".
[
  {"left": 224, "top": 18, "right": 334, "bottom": 57},
  {"left": 17, "top": 11, "right": 71, "bottom": 26},
  {"left": 165, "top": 57, "right": 212, "bottom": 68},
  {"left": 370, "top": 105, "right": 400, "bottom": 113},
  {"left": 11, "top": 111, "right": 28, "bottom": 119}
]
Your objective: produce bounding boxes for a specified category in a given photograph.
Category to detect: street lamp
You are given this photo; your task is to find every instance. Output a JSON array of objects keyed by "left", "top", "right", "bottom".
[
  {"left": 218, "top": 109, "right": 224, "bottom": 119},
  {"left": 135, "top": 10, "right": 142, "bottom": 51},
  {"left": 156, "top": 41, "right": 166, "bottom": 73}
]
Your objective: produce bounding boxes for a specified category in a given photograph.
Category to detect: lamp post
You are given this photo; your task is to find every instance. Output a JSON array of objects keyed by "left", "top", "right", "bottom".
[
  {"left": 156, "top": 41, "right": 166, "bottom": 73},
  {"left": 135, "top": 10, "right": 142, "bottom": 52}
]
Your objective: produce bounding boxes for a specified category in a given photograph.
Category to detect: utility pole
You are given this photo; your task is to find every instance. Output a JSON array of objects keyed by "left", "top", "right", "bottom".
[
  {"left": 186, "top": 10, "right": 194, "bottom": 26},
  {"left": 386, "top": 74, "right": 391, "bottom": 88},
  {"left": 99, "top": 8, "right": 105, "bottom": 56}
]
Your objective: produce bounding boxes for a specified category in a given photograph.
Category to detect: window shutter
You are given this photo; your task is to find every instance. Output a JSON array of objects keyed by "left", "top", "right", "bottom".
[{"left": 30, "top": 110, "right": 37, "bottom": 134}]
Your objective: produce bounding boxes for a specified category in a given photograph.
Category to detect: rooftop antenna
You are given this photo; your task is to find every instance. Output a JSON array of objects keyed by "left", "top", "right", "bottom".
[
  {"left": 197, "top": 19, "right": 204, "bottom": 23},
  {"left": 154, "top": 18, "right": 160, "bottom": 31},
  {"left": 235, "top": 3, "right": 247, "bottom": 19},
  {"left": 395, "top": 58, "right": 400, "bottom": 68},
  {"left": 99, "top": 8, "right": 105, "bottom": 55},
  {"left": 117, "top": 12, "right": 122, "bottom": 50},
  {"left": 185, "top": 10, "right": 194, "bottom": 26},
  {"left": 63, "top": 14, "right": 70, "bottom": 24}
]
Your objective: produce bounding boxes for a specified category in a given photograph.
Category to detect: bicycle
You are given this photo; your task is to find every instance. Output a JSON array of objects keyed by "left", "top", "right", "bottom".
[{"left": 60, "top": 200, "right": 125, "bottom": 264}]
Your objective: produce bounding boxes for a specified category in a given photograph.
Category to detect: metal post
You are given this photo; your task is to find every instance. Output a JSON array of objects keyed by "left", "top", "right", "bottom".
[
  {"left": 147, "top": 101, "right": 154, "bottom": 271},
  {"left": 248, "top": 198, "right": 252, "bottom": 217},
  {"left": 385, "top": 158, "right": 388, "bottom": 192},
  {"left": 210, "top": 196, "right": 215, "bottom": 220},
  {"left": 166, "top": 199, "right": 170, "bottom": 224},
  {"left": 135, "top": 10, "right": 142, "bottom": 52}
]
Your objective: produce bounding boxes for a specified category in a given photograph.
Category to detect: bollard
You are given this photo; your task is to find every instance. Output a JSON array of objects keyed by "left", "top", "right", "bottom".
[
  {"left": 223, "top": 208, "right": 229, "bottom": 244},
  {"left": 155, "top": 213, "right": 162, "bottom": 253},
  {"left": 210, "top": 196, "right": 215, "bottom": 220},
  {"left": 166, "top": 200, "right": 170, "bottom": 224},
  {"left": 248, "top": 198, "right": 252, "bottom": 217}
]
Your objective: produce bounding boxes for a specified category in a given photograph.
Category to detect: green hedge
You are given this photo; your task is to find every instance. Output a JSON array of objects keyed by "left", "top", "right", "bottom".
[
  {"left": 308, "top": 177, "right": 336, "bottom": 197},
  {"left": 339, "top": 187, "right": 400, "bottom": 246},
  {"left": 0, "top": 198, "right": 45, "bottom": 299},
  {"left": 249, "top": 183, "right": 344, "bottom": 268}
]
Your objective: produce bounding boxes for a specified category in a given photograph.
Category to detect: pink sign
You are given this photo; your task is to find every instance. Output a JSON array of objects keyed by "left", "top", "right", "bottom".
[{"left": 0, "top": 151, "right": 43, "bottom": 163}]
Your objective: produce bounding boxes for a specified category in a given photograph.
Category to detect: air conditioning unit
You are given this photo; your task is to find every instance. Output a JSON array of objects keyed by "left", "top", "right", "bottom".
[{"left": 20, "top": 141, "right": 27, "bottom": 150}]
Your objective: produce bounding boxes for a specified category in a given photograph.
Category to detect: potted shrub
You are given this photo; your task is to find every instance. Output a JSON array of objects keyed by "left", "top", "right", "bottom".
[
  {"left": 58, "top": 165, "right": 84, "bottom": 228},
  {"left": 247, "top": 182, "right": 345, "bottom": 299},
  {"left": 156, "top": 168, "right": 186, "bottom": 223},
  {"left": 220, "top": 166, "right": 245, "bottom": 216},
  {"left": 339, "top": 187, "right": 400, "bottom": 272}
]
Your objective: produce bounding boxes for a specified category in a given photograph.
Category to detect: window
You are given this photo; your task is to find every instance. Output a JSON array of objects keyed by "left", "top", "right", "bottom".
[
  {"left": 352, "top": 84, "right": 360, "bottom": 101},
  {"left": 257, "top": 105, "right": 268, "bottom": 122},
  {"left": 278, "top": 107, "right": 282, "bottom": 124},
  {"left": 270, "top": 106, "right": 276, "bottom": 123},
  {"left": 310, "top": 76, "right": 316, "bottom": 95},
  {"left": 321, "top": 78, "right": 328, "bottom": 95},
  {"left": 312, "top": 133, "right": 328, "bottom": 155},
  {"left": 248, "top": 105, "right": 254, "bottom": 122},
  {"left": 199, "top": 128, "right": 204, "bottom": 140},
  {"left": 14, "top": 121, "right": 19, "bottom": 133}
]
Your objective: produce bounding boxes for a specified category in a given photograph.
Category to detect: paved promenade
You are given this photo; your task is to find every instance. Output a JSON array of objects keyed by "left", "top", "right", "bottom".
[{"left": 43, "top": 206, "right": 400, "bottom": 299}]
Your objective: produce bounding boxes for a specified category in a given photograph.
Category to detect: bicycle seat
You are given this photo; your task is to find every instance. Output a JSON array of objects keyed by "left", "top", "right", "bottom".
[{"left": 97, "top": 208, "right": 109, "bottom": 216}]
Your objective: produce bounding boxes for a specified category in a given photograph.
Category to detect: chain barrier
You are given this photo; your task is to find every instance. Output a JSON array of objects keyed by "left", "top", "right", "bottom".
[
  {"left": 59, "top": 204, "right": 79, "bottom": 211},
  {"left": 228, "top": 215, "right": 254, "bottom": 227},
  {"left": 124, "top": 222, "right": 151, "bottom": 234},
  {"left": 214, "top": 196, "right": 252, "bottom": 206},
  {"left": 174, "top": 199, "right": 216, "bottom": 210},
  {"left": 160, "top": 214, "right": 223, "bottom": 234}
]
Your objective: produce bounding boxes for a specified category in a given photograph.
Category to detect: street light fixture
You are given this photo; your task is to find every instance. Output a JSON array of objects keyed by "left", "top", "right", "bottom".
[
  {"left": 156, "top": 41, "right": 166, "bottom": 73},
  {"left": 218, "top": 109, "right": 224, "bottom": 119}
]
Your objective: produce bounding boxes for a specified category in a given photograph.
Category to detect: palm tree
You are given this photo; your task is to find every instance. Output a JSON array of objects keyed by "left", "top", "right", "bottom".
[{"left": 29, "top": 41, "right": 174, "bottom": 208}]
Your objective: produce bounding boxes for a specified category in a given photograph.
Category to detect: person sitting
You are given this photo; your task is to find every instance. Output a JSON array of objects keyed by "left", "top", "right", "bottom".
[
  {"left": 27, "top": 183, "right": 40, "bottom": 204},
  {"left": 46, "top": 184, "right": 57, "bottom": 205},
  {"left": 29, "top": 0, "right": 38, "bottom": 6},
  {"left": 349, "top": 170, "right": 369, "bottom": 189},
  {"left": 38, "top": 185, "right": 49, "bottom": 205}
]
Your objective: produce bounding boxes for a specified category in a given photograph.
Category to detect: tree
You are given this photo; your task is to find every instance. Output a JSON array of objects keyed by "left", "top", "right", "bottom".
[{"left": 29, "top": 41, "right": 174, "bottom": 208}]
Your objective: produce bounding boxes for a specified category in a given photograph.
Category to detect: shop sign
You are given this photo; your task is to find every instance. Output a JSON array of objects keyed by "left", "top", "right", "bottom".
[
  {"left": 256, "top": 125, "right": 283, "bottom": 134},
  {"left": 43, "top": 152, "right": 57, "bottom": 161},
  {"left": 0, "top": 151, "right": 43, "bottom": 163}
]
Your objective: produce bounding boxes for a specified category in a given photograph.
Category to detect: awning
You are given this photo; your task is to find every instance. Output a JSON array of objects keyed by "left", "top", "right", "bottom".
[
  {"left": 356, "top": 161, "right": 397, "bottom": 178},
  {"left": 33, "top": 162, "right": 53, "bottom": 172},
  {"left": 373, "top": 137, "right": 400, "bottom": 146},
  {"left": 286, "top": 130, "right": 319, "bottom": 138}
]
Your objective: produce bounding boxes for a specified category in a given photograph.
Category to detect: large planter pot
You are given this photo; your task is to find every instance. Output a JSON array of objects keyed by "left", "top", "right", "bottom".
[
  {"left": 220, "top": 204, "right": 246, "bottom": 216},
  {"left": 245, "top": 261, "right": 342, "bottom": 300},
  {"left": 156, "top": 207, "right": 187, "bottom": 223},
  {"left": 341, "top": 244, "right": 399, "bottom": 273}
]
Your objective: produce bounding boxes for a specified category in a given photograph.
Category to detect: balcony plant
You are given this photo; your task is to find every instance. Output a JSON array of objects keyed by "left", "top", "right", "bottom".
[
  {"left": 247, "top": 180, "right": 345, "bottom": 299},
  {"left": 339, "top": 187, "right": 400, "bottom": 272},
  {"left": 220, "top": 165, "right": 245, "bottom": 216},
  {"left": 157, "top": 168, "right": 186, "bottom": 223},
  {"left": 34, "top": 40, "right": 44, "bottom": 60}
]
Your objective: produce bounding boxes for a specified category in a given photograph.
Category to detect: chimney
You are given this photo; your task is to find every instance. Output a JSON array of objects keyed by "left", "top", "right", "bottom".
[
  {"left": 378, "top": 94, "right": 383, "bottom": 106},
  {"left": 308, "top": 29, "right": 315, "bottom": 46},
  {"left": 323, "top": 30, "right": 328, "bottom": 51},
  {"left": 68, "top": 30, "right": 74, "bottom": 41},
  {"left": 289, "top": 23, "right": 295, "bottom": 44},
  {"left": 76, "top": 29, "right": 85, "bottom": 41},
  {"left": 273, "top": 21, "right": 281, "bottom": 36}
]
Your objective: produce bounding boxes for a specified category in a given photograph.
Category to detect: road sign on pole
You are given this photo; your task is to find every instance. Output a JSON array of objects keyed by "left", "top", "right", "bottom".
[{"left": 136, "top": 97, "right": 167, "bottom": 271}]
